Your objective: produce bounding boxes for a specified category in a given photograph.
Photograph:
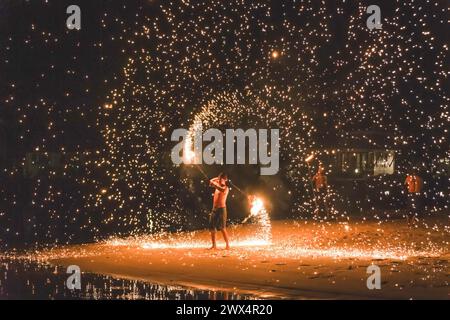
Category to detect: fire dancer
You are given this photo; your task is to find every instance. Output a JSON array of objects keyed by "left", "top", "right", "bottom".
[
  {"left": 405, "top": 170, "right": 423, "bottom": 225},
  {"left": 312, "top": 165, "right": 329, "bottom": 215},
  {"left": 208, "top": 173, "right": 230, "bottom": 250}
]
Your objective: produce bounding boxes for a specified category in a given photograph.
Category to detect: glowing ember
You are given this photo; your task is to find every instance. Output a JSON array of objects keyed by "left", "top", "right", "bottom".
[
  {"left": 305, "top": 154, "right": 315, "bottom": 163},
  {"left": 271, "top": 50, "right": 280, "bottom": 59}
]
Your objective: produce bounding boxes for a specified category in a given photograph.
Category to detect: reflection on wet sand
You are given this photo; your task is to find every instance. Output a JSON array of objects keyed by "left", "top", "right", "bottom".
[{"left": 0, "top": 258, "right": 256, "bottom": 300}]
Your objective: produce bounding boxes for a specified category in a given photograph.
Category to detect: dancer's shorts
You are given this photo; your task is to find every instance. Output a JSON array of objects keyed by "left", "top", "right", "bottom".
[{"left": 209, "top": 207, "right": 227, "bottom": 231}]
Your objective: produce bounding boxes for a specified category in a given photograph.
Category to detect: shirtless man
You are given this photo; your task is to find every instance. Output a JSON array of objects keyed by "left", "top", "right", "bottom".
[{"left": 208, "top": 173, "right": 230, "bottom": 250}]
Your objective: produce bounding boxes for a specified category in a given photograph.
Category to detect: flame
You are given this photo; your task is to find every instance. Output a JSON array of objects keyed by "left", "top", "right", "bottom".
[
  {"left": 250, "top": 196, "right": 264, "bottom": 216},
  {"left": 183, "top": 137, "right": 195, "bottom": 164},
  {"left": 246, "top": 195, "right": 271, "bottom": 243}
]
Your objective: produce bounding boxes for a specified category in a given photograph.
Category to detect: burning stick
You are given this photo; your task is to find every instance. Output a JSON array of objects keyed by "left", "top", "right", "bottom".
[
  {"left": 227, "top": 179, "right": 246, "bottom": 196},
  {"left": 305, "top": 153, "right": 315, "bottom": 163}
]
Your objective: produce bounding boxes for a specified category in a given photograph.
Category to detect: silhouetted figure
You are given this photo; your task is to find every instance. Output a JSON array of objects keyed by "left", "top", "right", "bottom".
[
  {"left": 312, "top": 166, "right": 329, "bottom": 215},
  {"left": 405, "top": 170, "right": 423, "bottom": 225},
  {"left": 208, "top": 173, "right": 230, "bottom": 249}
]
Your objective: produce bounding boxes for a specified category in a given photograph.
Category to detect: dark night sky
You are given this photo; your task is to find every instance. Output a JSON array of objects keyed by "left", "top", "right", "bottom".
[{"left": 0, "top": 0, "right": 448, "bottom": 246}]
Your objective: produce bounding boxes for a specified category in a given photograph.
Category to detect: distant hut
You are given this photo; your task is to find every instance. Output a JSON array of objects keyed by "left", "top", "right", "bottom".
[
  {"left": 311, "top": 130, "right": 398, "bottom": 213},
  {"left": 319, "top": 130, "right": 395, "bottom": 181},
  {"left": 23, "top": 152, "right": 63, "bottom": 178}
]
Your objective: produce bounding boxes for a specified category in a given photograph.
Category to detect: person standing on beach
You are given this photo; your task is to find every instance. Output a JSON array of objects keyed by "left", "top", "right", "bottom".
[
  {"left": 208, "top": 173, "right": 230, "bottom": 250},
  {"left": 312, "top": 165, "right": 329, "bottom": 215},
  {"left": 405, "top": 170, "right": 423, "bottom": 225}
]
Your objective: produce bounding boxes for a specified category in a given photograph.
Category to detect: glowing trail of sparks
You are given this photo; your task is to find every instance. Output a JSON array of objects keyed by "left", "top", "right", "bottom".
[
  {"left": 106, "top": 237, "right": 442, "bottom": 261},
  {"left": 141, "top": 239, "right": 270, "bottom": 249},
  {"left": 267, "top": 246, "right": 436, "bottom": 261}
]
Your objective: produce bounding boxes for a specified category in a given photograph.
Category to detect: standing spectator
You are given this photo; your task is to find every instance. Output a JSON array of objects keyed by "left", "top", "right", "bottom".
[
  {"left": 312, "top": 166, "right": 329, "bottom": 215},
  {"left": 404, "top": 170, "right": 423, "bottom": 225}
]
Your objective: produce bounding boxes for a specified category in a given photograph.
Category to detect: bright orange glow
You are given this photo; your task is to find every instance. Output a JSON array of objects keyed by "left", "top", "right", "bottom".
[{"left": 250, "top": 196, "right": 264, "bottom": 216}]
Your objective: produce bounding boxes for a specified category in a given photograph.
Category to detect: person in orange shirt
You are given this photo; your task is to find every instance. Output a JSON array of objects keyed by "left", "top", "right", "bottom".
[
  {"left": 404, "top": 170, "right": 423, "bottom": 225},
  {"left": 208, "top": 173, "right": 230, "bottom": 250},
  {"left": 312, "top": 166, "right": 329, "bottom": 215}
]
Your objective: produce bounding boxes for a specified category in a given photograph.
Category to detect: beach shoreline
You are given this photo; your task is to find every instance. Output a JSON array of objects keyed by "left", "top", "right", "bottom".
[{"left": 35, "top": 217, "right": 449, "bottom": 300}]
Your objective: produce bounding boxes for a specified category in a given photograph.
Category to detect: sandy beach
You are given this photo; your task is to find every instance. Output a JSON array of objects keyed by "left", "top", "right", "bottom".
[{"left": 36, "top": 217, "right": 450, "bottom": 299}]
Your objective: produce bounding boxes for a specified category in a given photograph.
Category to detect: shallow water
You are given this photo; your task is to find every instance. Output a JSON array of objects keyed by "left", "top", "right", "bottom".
[{"left": 0, "top": 258, "right": 256, "bottom": 300}]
